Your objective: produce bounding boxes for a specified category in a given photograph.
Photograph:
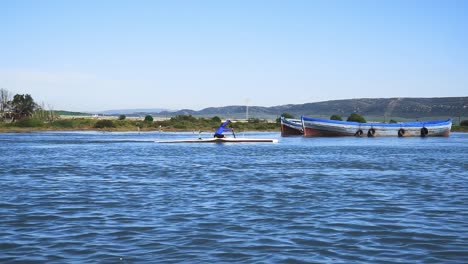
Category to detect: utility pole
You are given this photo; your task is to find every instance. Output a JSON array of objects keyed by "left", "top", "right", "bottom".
[
  {"left": 245, "top": 98, "right": 250, "bottom": 121},
  {"left": 246, "top": 104, "right": 249, "bottom": 121}
]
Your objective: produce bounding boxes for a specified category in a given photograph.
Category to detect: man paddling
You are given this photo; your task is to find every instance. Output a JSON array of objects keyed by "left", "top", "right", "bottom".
[{"left": 214, "top": 120, "right": 236, "bottom": 138}]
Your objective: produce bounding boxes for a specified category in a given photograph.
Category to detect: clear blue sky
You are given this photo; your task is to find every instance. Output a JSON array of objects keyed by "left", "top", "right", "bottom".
[{"left": 1, "top": 0, "right": 467, "bottom": 111}]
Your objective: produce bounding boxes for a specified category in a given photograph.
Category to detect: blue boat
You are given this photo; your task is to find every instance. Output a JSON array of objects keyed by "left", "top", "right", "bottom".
[{"left": 301, "top": 116, "right": 452, "bottom": 137}]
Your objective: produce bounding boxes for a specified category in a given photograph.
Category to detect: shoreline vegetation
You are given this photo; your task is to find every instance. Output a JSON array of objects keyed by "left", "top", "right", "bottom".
[
  {"left": 0, "top": 115, "right": 281, "bottom": 133},
  {"left": 450, "top": 126, "right": 468, "bottom": 133}
]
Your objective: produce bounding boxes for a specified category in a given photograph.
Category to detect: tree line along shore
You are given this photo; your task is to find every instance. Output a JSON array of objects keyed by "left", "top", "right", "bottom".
[
  {"left": 2, "top": 113, "right": 467, "bottom": 133},
  {"left": 0, "top": 115, "right": 279, "bottom": 132},
  {"left": 1, "top": 89, "right": 467, "bottom": 133}
]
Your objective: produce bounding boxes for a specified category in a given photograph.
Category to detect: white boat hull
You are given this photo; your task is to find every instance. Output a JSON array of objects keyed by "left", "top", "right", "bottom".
[{"left": 158, "top": 138, "right": 278, "bottom": 143}]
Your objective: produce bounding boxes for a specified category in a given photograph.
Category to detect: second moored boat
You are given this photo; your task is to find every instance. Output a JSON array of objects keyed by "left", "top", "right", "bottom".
[{"left": 280, "top": 117, "right": 303, "bottom": 136}]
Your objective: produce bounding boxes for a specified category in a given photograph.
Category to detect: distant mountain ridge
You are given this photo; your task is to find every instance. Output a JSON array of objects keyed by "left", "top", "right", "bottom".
[
  {"left": 159, "top": 97, "right": 468, "bottom": 121},
  {"left": 97, "top": 97, "right": 468, "bottom": 121},
  {"left": 96, "top": 108, "right": 173, "bottom": 115}
]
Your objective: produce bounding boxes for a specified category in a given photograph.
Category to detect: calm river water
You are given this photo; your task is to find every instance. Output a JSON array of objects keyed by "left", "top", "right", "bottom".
[{"left": 0, "top": 131, "right": 467, "bottom": 263}]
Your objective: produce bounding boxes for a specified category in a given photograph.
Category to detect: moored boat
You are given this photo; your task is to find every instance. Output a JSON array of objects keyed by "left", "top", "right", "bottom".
[
  {"left": 280, "top": 117, "right": 303, "bottom": 136},
  {"left": 301, "top": 116, "right": 452, "bottom": 137}
]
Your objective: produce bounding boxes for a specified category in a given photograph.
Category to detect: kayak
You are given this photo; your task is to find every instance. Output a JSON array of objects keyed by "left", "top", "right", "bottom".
[
  {"left": 157, "top": 138, "right": 278, "bottom": 143},
  {"left": 157, "top": 120, "right": 278, "bottom": 143}
]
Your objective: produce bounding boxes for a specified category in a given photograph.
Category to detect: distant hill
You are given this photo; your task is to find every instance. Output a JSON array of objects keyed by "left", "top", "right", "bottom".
[
  {"left": 95, "top": 108, "right": 174, "bottom": 116},
  {"left": 55, "top": 110, "right": 91, "bottom": 116},
  {"left": 156, "top": 97, "right": 468, "bottom": 121},
  {"left": 92, "top": 97, "right": 468, "bottom": 122}
]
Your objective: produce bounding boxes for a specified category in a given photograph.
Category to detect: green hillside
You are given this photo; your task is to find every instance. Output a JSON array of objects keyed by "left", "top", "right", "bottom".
[
  {"left": 157, "top": 97, "right": 468, "bottom": 123},
  {"left": 54, "top": 110, "right": 91, "bottom": 116}
]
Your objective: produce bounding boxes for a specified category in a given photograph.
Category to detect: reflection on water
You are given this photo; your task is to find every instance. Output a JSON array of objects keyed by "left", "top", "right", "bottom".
[{"left": 1, "top": 132, "right": 467, "bottom": 263}]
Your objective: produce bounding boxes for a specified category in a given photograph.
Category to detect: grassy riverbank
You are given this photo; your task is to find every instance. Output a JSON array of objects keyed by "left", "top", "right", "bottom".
[
  {"left": 451, "top": 125, "right": 468, "bottom": 133},
  {"left": 0, "top": 116, "right": 280, "bottom": 133}
]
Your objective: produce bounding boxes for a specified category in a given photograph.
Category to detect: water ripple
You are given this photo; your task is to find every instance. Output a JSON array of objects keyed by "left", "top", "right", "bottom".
[{"left": 0, "top": 132, "right": 467, "bottom": 263}]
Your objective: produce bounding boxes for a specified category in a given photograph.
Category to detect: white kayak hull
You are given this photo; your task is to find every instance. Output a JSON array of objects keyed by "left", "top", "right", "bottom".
[{"left": 158, "top": 138, "right": 278, "bottom": 143}]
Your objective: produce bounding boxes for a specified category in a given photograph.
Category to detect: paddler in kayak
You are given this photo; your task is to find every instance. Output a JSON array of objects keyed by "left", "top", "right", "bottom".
[{"left": 214, "top": 119, "right": 236, "bottom": 138}]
